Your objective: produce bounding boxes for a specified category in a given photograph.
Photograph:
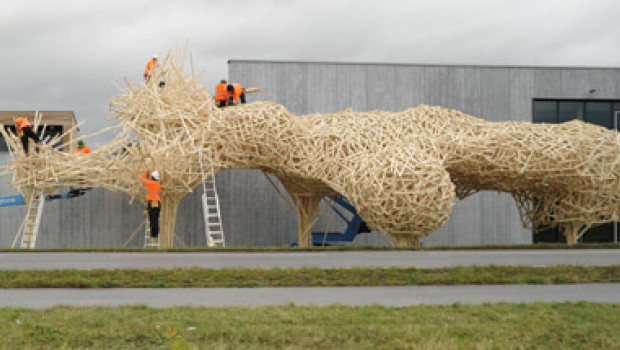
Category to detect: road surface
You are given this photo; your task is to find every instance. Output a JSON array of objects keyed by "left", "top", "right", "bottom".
[
  {"left": 0, "top": 249, "right": 618, "bottom": 270},
  {"left": 1, "top": 284, "right": 619, "bottom": 308}
]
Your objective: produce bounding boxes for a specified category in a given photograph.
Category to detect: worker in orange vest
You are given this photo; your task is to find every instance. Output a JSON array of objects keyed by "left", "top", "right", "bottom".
[
  {"left": 226, "top": 83, "right": 246, "bottom": 106},
  {"left": 69, "top": 139, "right": 92, "bottom": 194},
  {"left": 143, "top": 55, "right": 158, "bottom": 81},
  {"left": 214, "top": 79, "right": 228, "bottom": 108},
  {"left": 74, "top": 140, "right": 91, "bottom": 155},
  {"left": 141, "top": 170, "right": 161, "bottom": 239},
  {"left": 14, "top": 117, "right": 40, "bottom": 154}
]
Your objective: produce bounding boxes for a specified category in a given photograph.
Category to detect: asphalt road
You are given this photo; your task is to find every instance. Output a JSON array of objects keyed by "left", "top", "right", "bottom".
[
  {"left": 1, "top": 284, "right": 619, "bottom": 308},
  {"left": 0, "top": 249, "right": 618, "bottom": 270}
]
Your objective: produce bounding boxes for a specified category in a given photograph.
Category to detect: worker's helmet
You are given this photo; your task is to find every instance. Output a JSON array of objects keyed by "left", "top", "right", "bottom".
[
  {"left": 151, "top": 170, "right": 160, "bottom": 180},
  {"left": 152, "top": 55, "right": 158, "bottom": 60},
  {"left": 77, "top": 140, "right": 85, "bottom": 148}
]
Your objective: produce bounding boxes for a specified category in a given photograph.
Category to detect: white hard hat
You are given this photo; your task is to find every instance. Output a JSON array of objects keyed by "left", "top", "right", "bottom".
[
  {"left": 152, "top": 54, "right": 158, "bottom": 60},
  {"left": 151, "top": 170, "right": 160, "bottom": 180}
]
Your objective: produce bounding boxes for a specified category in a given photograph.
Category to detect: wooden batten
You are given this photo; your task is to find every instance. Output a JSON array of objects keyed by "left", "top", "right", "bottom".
[{"left": 4, "top": 48, "right": 620, "bottom": 248}]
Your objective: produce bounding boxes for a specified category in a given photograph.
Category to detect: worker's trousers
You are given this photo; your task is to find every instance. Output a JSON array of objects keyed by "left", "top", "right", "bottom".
[
  {"left": 148, "top": 201, "right": 161, "bottom": 238},
  {"left": 20, "top": 127, "right": 40, "bottom": 154}
]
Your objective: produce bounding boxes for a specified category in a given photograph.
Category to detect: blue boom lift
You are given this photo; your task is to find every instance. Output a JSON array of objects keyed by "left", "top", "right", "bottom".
[
  {"left": 310, "top": 196, "right": 370, "bottom": 246},
  {"left": 0, "top": 189, "right": 87, "bottom": 208}
]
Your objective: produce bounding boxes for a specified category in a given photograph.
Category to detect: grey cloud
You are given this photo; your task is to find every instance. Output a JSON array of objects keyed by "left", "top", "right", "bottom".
[{"left": 1, "top": 0, "right": 619, "bottom": 145}]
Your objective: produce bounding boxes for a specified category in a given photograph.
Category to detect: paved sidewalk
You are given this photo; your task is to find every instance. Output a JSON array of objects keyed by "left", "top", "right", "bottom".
[
  {"left": 1, "top": 283, "right": 619, "bottom": 308},
  {"left": 0, "top": 249, "right": 619, "bottom": 270}
]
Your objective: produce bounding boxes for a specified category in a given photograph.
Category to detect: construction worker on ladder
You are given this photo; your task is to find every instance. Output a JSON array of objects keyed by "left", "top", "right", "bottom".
[
  {"left": 14, "top": 117, "right": 40, "bottom": 155},
  {"left": 141, "top": 170, "right": 161, "bottom": 239}
]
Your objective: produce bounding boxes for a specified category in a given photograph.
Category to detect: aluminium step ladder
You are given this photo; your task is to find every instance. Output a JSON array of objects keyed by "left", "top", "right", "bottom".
[
  {"left": 144, "top": 213, "right": 160, "bottom": 248},
  {"left": 19, "top": 190, "right": 45, "bottom": 248},
  {"left": 200, "top": 148, "right": 225, "bottom": 247}
]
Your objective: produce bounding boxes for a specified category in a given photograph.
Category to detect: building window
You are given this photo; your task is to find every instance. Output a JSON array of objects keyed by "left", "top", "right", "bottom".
[
  {"left": 534, "top": 99, "right": 617, "bottom": 129},
  {"left": 586, "top": 102, "right": 613, "bottom": 129},
  {"left": 532, "top": 101, "right": 557, "bottom": 123},
  {"left": 558, "top": 101, "right": 584, "bottom": 123},
  {"left": 532, "top": 99, "right": 620, "bottom": 243},
  {"left": 0, "top": 125, "right": 17, "bottom": 152},
  {"left": 39, "top": 125, "right": 64, "bottom": 150},
  {"left": 0, "top": 125, "right": 63, "bottom": 152}
]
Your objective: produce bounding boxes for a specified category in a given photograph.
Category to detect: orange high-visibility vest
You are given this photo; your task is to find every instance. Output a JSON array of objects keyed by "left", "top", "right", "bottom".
[
  {"left": 214, "top": 83, "right": 227, "bottom": 101},
  {"left": 144, "top": 59, "right": 157, "bottom": 77},
  {"left": 226, "top": 83, "right": 243, "bottom": 104},
  {"left": 75, "top": 146, "right": 91, "bottom": 155},
  {"left": 14, "top": 117, "right": 32, "bottom": 131},
  {"left": 140, "top": 172, "right": 161, "bottom": 201}
]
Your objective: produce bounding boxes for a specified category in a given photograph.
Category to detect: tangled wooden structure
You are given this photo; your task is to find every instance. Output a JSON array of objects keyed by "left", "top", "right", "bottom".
[{"left": 3, "top": 50, "right": 620, "bottom": 247}]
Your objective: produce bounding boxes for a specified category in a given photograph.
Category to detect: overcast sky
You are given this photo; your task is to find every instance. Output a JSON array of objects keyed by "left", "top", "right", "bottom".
[{"left": 1, "top": 0, "right": 619, "bottom": 145}]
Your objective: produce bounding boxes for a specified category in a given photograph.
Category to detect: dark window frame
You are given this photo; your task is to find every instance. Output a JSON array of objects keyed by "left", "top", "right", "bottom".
[
  {"left": 532, "top": 98, "right": 620, "bottom": 243},
  {"left": 0, "top": 124, "right": 64, "bottom": 152},
  {"left": 534, "top": 98, "right": 620, "bottom": 126}
]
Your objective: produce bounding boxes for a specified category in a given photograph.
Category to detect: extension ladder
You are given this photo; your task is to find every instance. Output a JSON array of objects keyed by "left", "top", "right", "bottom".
[
  {"left": 19, "top": 190, "right": 45, "bottom": 248},
  {"left": 199, "top": 148, "right": 225, "bottom": 247},
  {"left": 144, "top": 213, "right": 160, "bottom": 248}
]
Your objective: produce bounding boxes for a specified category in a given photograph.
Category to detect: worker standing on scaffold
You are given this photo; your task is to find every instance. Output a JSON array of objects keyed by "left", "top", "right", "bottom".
[
  {"left": 143, "top": 55, "right": 158, "bottom": 81},
  {"left": 214, "top": 79, "right": 228, "bottom": 108},
  {"left": 226, "top": 82, "right": 246, "bottom": 106},
  {"left": 14, "top": 117, "right": 40, "bottom": 155},
  {"left": 70, "top": 140, "right": 93, "bottom": 195},
  {"left": 143, "top": 54, "right": 166, "bottom": 87},
  {"left": 141, "top": 170, "right": 161, "bottom": 239},
  {"left": 74, "top": 140, "right": 91, "bottom": 155}
]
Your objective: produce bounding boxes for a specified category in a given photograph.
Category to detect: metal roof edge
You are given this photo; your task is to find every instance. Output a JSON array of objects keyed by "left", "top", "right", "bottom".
[
  {"left": 0, "top": 110, "right": 77, "bottom": 123},
  {"left": 227, "top": 59, "right": 620, "bottom": 70}
]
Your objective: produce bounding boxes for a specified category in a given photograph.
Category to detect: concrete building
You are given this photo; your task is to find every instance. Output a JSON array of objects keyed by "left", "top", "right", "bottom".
[
  {"left": 228, "top": 60, "right": 620, "bottom": 245},
  {"left": 1, "top": 62, "right": 620, "bottom": 247}
]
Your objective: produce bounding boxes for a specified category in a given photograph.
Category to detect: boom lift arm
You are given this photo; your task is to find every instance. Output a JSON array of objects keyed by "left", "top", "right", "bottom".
[
  {"left": 311, "top": 196, "right": 370, "bottom": 246},
  {"left": 0, "top": 190, "right": 86, "bottom": 208}
]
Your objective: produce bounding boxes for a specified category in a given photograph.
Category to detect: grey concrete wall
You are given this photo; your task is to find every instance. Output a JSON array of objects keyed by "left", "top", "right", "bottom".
[
  {"left": 0, "top": 155, "right": 297, "bottom": 247},
  {"left": 229, "top": 61, "right": 620, "bottom": 246},
  {"left": 0, "top": 154, "right": 150, "bottom": 248},
  {"left": 2, "top": 63, "right": 619, "bottom": 247},
  {"left": 0, "top": 156, "right": 23, "bottom": 246}
]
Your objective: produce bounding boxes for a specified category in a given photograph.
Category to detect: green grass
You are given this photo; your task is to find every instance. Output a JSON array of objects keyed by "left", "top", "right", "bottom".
[
  {"left": 1, "top": 265, "right": 620, "bottom": 288},
  {"left": 1, "top": 303, "right": 619, "bottom": 349},
  {"left": 1, "top": 242, "right": 620, "bottom": 252}
]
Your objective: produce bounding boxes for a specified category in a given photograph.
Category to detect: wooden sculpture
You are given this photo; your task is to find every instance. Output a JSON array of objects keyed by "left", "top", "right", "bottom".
[{"left": 3, "top": 50, "right": 620, "bottom": 247}]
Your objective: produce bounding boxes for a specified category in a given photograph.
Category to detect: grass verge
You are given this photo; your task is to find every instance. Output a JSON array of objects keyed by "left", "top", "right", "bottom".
[
  {"left": 1, "top": 303, "right": 619, "bottom": 349},
  {"left": 2, "top": 265, "right": 620, "bottom": 288}
]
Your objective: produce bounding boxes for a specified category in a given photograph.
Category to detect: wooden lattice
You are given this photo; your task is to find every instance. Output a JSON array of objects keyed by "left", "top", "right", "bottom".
[{"left": 3, "top": 50, "right": 620, "bottom": 247}]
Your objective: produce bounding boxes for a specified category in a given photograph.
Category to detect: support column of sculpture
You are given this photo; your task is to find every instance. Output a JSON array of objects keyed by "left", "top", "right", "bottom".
[
  {"left": 22, "top": 186, "right": 33, "bottom": 207},
  {"left": 290, "top": 195, "right": 322, "bottom": 247},
  {"left": 159, "top": 192, "right": 183, "bottom": 248},
  {"left": 392, "top": 234, "right": 421, "bottom": 247},
  {"left": 277, "top": 179, "right": 324, "bottom": 247},
  {"left": 564, "top": 222, "right": 580, "bottom": 245}
]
